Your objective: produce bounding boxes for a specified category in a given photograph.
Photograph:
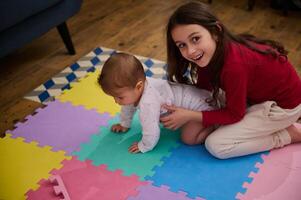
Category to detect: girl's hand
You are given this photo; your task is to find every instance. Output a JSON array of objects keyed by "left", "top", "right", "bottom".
[
  {"left": 128, "top": 142, "right": 141, "bottom": 153},
  {"left": 160, "top": 104, "right": 197, "bottom": 130},
  {"left": 111, "top": 124, "right": 129, "bottom": 133}
]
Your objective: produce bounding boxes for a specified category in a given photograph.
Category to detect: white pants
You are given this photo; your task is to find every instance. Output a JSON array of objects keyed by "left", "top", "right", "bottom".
[
  {"left": 205, "top": 101, "right": 301, "bottom": 159},
  {"left": 171, "top": 83, "right": 215, "bottom": 112}
]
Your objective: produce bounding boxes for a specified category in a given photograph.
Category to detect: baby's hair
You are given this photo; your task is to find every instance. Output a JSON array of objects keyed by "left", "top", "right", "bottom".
[
  {"left": 98, "top": 52, "right": 146, "bottom": 94},
  {"left": 166, "top": 1, "right": 287, "bottom": 106}
]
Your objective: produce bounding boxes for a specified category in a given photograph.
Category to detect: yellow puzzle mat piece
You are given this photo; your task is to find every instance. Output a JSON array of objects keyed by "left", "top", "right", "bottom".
[
  {"left": 57, "top": 70, "right": 120, "bottom": 115},
  {"left": 0, "top": 134, "right": 70, "bottom": 200}
]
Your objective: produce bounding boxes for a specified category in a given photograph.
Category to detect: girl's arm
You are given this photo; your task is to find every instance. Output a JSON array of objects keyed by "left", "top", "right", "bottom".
[
  {"left": 202, "top": 65, "right": 248, "bottom": 127},
  {"left": 160, "top": 105, "right": 203, "bottom": 129},
  {"left": 161, "top": 63, "right": 248, "bottom": 128}
]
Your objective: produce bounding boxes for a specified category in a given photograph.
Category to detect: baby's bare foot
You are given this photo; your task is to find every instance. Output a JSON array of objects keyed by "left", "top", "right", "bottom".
[
  {"left": 287, "top": 123, "right": 301, "bottom": 144},
  {"left": 197, "top": 126, "right": 214, "bottom": 144}
]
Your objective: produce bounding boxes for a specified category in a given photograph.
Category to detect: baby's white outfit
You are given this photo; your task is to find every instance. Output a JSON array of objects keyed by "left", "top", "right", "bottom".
[{"left": 120, "top": 77, "right": 214, "bottom": 153}]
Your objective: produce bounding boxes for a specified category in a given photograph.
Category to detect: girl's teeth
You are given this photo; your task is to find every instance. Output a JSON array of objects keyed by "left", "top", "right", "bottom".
[{"left": 194, "top": 54, "right": 202, "bottom": 60}]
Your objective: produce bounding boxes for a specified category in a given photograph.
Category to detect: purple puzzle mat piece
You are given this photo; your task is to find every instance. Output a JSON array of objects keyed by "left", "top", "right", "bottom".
[
  {"left": 9, "top": 100, "right": 111, "bottom": 155},
  {"left": 127, "top": 182, "right": 205, "bottom": 200}
]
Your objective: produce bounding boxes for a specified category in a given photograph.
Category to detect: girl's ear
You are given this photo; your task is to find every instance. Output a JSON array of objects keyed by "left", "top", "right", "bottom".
[{"left": 216, "top": 21, "right": 222, "bottom": 32}]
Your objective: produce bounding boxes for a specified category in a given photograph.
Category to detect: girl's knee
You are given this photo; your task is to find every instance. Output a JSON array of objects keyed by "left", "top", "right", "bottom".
[{"left": 205, "top": 135, "right": 229, "bottom": 159}]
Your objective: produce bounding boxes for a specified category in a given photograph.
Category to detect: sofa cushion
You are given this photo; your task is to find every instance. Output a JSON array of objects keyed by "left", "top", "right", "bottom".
[{"left": 0, "top": 0, "right": 62, "bottom": 32}]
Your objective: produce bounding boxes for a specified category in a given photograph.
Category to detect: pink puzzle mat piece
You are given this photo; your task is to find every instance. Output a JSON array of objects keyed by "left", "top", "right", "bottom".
[
  {"left": 27, "top": 157, "right": 147, "bottom": 200},
  {"left": 26, "top": 179, "right": 63, "bottom": 200},
  {"left": 237, "top": 142, "right": 301, "bottom": 200},
  {"left": 9, "top": 100, "right": 111, "bottom": 155},
  {"left": 49, "top": 175, "right": 71, "bottom": 200},
  {"left": 128, "top": 182, "right": 205, "bottom": 200}
]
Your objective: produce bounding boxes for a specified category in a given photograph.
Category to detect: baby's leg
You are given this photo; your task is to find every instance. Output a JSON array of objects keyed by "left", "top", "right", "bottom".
[{"left": 181, "top": 121, "right": 214, "bottom": 145}]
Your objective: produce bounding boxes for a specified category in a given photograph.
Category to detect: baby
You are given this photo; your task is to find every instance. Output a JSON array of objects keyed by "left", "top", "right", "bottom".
[{"left": 98, "top": 52, "right": 215, "bottom": 153}]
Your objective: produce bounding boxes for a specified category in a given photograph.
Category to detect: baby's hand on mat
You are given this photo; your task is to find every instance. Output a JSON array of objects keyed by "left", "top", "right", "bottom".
[
  {"left": 111, "top": 124, "right": 129, "bottom": 133},
  {"left": 128, "top": 142, "right": 141, "bottom": 153}
]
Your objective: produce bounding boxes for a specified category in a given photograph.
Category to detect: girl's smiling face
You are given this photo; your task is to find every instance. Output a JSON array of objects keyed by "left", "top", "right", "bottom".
[{"left": 171, "top": 24, "right": 217, "bottom": 68}]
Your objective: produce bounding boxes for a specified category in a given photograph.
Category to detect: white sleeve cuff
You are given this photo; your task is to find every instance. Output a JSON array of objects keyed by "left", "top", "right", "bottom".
[
  {"left": 137, "top": 141, "right": 152, "bottom": 153},
  {"left": 120, "top": 121, "right": 131, "bottom": 128}
]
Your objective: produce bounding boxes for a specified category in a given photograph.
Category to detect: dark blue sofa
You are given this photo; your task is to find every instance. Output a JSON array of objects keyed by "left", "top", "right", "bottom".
[{"left": 0, "top": 0, "right": 83, "bottom": 58}]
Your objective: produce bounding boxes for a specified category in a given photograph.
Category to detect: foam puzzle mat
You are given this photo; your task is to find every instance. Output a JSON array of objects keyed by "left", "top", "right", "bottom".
[{"left": 1, "top": 47, "right": 301, "bottom": 199}]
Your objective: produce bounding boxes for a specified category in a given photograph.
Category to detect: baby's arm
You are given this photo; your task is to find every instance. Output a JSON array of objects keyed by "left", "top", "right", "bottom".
[
  {"left": 111, "top": 105, "right": 136, "bottom": 133},
  {"left": 134, "top": 102, "right": 161, "bottom": 153}
]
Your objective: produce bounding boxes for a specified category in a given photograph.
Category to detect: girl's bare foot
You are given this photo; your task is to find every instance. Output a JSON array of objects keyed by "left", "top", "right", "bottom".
[{"left": 287, "top": 123, "right": 301, "bottom": 144}]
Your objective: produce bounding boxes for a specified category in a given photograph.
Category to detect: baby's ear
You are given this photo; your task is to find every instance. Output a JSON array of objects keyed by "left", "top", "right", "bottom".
[{"left": 136, "top": 80, "right": 144, "bottom": 90}]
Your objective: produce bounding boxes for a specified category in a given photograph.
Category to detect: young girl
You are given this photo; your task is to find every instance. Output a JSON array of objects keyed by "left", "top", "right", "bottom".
[{"left": 160, "top": 1, "right": 301, "bottom": 159}]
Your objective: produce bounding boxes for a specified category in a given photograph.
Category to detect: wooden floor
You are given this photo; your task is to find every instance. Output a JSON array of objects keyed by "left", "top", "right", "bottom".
[{"left": 1, "top": 0, "right": 301, "bottom": 135}]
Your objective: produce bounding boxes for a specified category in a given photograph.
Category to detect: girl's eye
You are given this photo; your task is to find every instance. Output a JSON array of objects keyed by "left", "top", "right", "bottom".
[
  {"left": 177, "top": 43, "right": 186, "bottom": 49},
  {"left": 192, "top": 36, "right": 200, "bottom": 43}
]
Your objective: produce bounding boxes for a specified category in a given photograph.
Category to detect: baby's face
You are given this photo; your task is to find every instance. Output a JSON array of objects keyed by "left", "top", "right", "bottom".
[{"left": 109, "top": 87, "right": 142, "bottom": 106}]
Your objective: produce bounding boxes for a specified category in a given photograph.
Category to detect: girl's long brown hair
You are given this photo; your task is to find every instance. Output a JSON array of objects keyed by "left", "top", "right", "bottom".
[{"left": 166, "top": 1, "right": 288, "bottom": 104}]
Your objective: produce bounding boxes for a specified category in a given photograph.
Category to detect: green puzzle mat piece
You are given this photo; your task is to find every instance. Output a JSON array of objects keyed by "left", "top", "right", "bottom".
[{"left": 74, "top": 113, "right": 180, "bottom": 179}]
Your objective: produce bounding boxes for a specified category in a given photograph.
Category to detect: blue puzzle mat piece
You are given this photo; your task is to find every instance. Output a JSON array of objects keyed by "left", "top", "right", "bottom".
[{"left": 147, "top": 144, "right": 267, "bottom": 200}]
